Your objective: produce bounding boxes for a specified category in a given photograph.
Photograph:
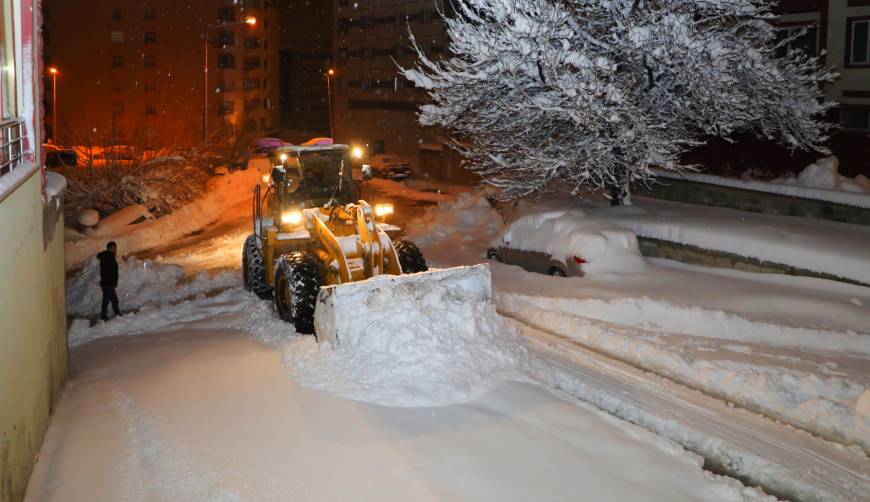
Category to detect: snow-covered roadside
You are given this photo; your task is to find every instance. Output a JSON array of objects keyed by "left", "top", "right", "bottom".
[
  {"left": 588, "top": 197, "right": 870, "bottom": 285},
  {"left": 64, "top": 168, "right": 263, "bottom": 270},
  {"left": 652, "top": 157, "right": 870, "bottom": 209},
  {"left": 499, "top": 292, "right": 870, "bottom": 453},
  {"left": 409, "top": 193, "right": 870, "bottom": 453},
  {"left": 39, "top": 288, "right": 773, "bottom": 501},
  {"left": 66, "top": 255, "right": 239, "bottom": 318}
]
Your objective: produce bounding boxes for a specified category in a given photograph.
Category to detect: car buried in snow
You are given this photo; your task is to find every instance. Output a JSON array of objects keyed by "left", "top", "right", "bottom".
[{"left": 486, "top": 210, "right": 647, "bottom": 278}]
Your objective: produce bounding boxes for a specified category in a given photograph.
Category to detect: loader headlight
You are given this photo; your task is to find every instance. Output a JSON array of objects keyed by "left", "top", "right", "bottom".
[
  {"left": 262, "top": 173, "right": 270, "bottom": 183},
  {"left": 352, "top": 146, "right": 364, "bottom": 159},
  {"left": 374, "top": 203, "right": 394, "bottom": 218},
  {"left": 281, "top": 210, "right": 303, "bottom": 226}
]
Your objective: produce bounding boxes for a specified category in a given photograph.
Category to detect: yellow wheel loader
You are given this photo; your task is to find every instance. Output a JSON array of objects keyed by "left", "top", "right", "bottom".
[{"left": 242, "top": 140, "right": 437, "bottom": 339}]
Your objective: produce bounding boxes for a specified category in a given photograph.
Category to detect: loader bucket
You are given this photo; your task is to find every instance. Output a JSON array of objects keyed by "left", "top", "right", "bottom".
[{"left": 314, "top": 264, "right": 492, "bottom": 347}]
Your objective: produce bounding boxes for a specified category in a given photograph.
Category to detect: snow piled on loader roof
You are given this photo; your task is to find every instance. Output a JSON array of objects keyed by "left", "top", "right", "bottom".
[{"left": 285, "top": 265, "right": 534, "bottom": 407}]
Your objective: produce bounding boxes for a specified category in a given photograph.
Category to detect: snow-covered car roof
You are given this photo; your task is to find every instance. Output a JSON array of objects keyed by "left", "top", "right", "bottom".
[{"left": 492, "top": 210, "right": 646, "bottom": 275}]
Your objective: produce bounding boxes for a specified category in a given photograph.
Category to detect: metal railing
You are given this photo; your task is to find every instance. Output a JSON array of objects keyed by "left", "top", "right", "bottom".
[{"left": 0, "top": 119, "right": 25, "bottom": 177}]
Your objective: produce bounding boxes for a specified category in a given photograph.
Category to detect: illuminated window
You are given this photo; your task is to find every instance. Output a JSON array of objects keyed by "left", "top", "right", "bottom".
[{"left": 111, "top": 31, "right": 125, "bottom": 44}]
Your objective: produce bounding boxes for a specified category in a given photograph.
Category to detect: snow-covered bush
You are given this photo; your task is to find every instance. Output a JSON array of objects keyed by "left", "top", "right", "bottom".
[
  {"left": 63, "top": 156, "right": 210, "bottom": 220},
  {"left": 403, "top": 0, "right": 836, "bottom": 203}
]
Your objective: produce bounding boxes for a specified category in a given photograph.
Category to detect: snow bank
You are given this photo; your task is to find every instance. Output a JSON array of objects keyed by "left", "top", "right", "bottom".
[
  {"left": 492, "top": 210, "right": 647, "bottom": 275},
  {"left": 500, "top": 292, "right": 870, "bottom": 453},
  {"left": 286, "top": 265, "right": 532, "bottom": 407},
  {"left": 406, "top": 191, "right": 503, "bottom": 266},
  {"left": 64, "top": 167, "right": 264, "bottom": 270},
  {"left": 85, "top": 204, "right": 153, "bottom": 237},
  {"left": 652, "top": 156, "right": 870, "bottom": 208},
  {"left": 592, "top": 198, "right": 870, "bottom": 285},
  {"left": 66, "top": 255, "right": 238, "bottom": 317}
]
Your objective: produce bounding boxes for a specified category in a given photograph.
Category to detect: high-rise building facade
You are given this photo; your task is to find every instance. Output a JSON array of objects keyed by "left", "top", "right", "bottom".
[
  {"left": 331, "top": 0, "right": 471, "bottom": 181},
  {"left": 43, "top": 0, "right": 280, "bottom": 148},
  {"left": 277, "top": 0, "right": 332, "bottom": 142}
]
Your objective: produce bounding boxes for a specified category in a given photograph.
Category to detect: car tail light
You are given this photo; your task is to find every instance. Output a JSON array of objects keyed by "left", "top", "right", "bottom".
[{"left": 573, "top": 255, "right": 587, "bottom": 264}]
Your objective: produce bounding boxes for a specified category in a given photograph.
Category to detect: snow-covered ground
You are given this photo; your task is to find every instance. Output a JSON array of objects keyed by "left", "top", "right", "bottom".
[
  {"left": 33, "top": 286, "right": 773, "bottom": 501},
  {"left": 588, "top": 197, "right": 870, "bottom": 285},
  {"left": 414, "top": 194, "right": 870, "bottom": 453},
  {"left": 50, "top": 174, "right": 870, "bottom": 499},
  {"left": 652, "top": 156, "right": 870, "bottom": 208},
  {"left": 64, "top": 167, "right": 263, "bottom": 270}
]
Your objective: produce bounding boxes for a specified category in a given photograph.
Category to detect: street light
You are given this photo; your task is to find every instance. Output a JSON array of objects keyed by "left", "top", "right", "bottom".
[
  {"left": 48, "top": 67, "right": 59, "bottom": 141},
  {"left": 326, "top": 68, "right": 335, "bottom": 139},
  {"left": 203, "top": 16, "right": 258, "bottom": 143}
]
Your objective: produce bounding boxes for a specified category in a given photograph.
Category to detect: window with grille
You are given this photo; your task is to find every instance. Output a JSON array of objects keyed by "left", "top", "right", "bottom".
[
  {"left": 111, "top": 31, "right": 125, "bottom": 44},
  {"left": 112, "top": 56, "right": 124, "bottom": 68},
  {"left": 144, "top": 32, "right": 157, "bottom": 44}
]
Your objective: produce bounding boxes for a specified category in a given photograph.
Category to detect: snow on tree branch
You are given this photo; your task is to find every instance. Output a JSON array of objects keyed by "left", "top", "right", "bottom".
[{"left": 402, "top": 0, "right": 836, "bottom": 202}]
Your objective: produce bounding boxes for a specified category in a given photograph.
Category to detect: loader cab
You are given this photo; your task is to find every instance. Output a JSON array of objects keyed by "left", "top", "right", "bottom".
[{"left": 271, "top": 145, "right": 355, "bottom": 208}]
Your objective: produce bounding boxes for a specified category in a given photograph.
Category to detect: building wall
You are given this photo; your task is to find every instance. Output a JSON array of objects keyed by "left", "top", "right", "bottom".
[
  {"left": 332, "top": 0, "right": 468, "bottom": 180},
  {"left": 43, "top": 0, "right": 280, "bottom": 148},
  {"left": 0, "top": 172, "right": 68, "bottom": 502},
  {"left": 777, "top": 0, "right": 870, "bottom": 130},
  {"left": 1, "top": 1, "right": 68, "bottom": 499}
]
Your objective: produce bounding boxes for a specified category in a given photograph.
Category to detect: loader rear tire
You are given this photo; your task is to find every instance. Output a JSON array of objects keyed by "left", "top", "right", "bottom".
[
  {"left": 243, "top": 234, "right": 273, "bottom": 299},
  {"left": 394, "top": 240, "right": 428, "bottom": 273},
  {"left": 274, "top": 252, "right": 322, "bottom": 335}
]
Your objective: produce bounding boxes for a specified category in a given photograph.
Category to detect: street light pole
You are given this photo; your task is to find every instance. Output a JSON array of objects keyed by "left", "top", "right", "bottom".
[
  {"left": 49, "top": 67, "right": 59, "bottom": 141},
  {"left": 326, "top": 69, "right": 334, "bottom": 139},
  {"left": 203, "top": 16, "right": 257, "bottom": 144}
]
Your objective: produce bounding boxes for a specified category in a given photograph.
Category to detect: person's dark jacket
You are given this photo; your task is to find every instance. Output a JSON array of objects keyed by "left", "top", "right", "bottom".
[{"left": 97, "top": 251, "right": 118, "bottom": 288}]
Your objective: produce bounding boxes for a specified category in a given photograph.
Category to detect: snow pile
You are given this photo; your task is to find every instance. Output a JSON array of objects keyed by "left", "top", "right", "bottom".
[
  {"left": 785, "top": 156, "right": 869, "bottom": 193},
  {"left": 593, "top": 198, "right": 870, "bottom": 285},
  {"left": 85, "top": 204, "right": 153, "bottom": 237},
  {"left": 66, "top": 255, "right": 238, "bottom": 317},
  {"left": 652, "top": 157, "right": 870, "bottom": 208},
  {"left": 493, "top": 210, "right": 647, "bottom": 275},
  {"left": 285, "top": 266, "right": 532, "bottom": 407},
  {"left": 64, "top": 167, "right": 264, "bottom": 270},
  {"left": 499, "top": 292, "right": 870, "bottom": 452},
  {"left": 406, "top": 191, "right": 503, "bottom": 265}
]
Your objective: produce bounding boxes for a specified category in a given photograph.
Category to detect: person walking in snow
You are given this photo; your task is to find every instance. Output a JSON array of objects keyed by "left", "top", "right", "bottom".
[{"left": 97, "top": 241, "right": 122, "bottom": 321}]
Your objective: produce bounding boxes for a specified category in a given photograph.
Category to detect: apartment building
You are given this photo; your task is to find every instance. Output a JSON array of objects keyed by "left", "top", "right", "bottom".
[
  {"left": 276, "top": 0, "right": 332, "bottom": 142},
  {"left": 777, "top": 0, "right": 870, "bottom": 130},
  {"left": 1, "top": 1, "right": 68, "bottom": 500},
  {"left": 43, "top": 0, "right": 280, "bottom": 148},
  {"left": 332, "top": 0, "right": 472, "bottom": 181}
]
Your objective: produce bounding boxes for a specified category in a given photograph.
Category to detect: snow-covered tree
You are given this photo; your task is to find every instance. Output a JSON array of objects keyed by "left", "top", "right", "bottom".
[{"left": 402, "top": 0, "right": 836, "bottom": 203}]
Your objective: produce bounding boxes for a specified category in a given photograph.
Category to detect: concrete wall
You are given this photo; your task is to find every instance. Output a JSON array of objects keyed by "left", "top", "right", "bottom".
[
  {"left": 636, "top": 177, "right": 870, "bottom": 226},
  {"left": 0, "top": 170, "right": 68, "bottom": 502}
]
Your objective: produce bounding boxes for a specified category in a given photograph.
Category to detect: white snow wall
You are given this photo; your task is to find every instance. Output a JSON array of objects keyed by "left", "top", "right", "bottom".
[{"left": 315, "top": 264, "right": 492, "bottom": 347}]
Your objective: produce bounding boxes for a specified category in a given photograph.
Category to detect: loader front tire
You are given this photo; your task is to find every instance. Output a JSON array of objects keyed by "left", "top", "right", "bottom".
[
  {"left": 243, "top": 234, "right": 273, "bottom": 299},
  {"left": 274, "top": 252, "right": 322, "bottom": 335},
  {"left": 394, "top": 240, "right": 428, "bottom": 273}
]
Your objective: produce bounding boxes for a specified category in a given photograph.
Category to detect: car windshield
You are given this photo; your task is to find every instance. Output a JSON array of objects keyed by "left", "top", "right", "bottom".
[{"left": 282, "top": 149, "right": 354, "bottom": 207}]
